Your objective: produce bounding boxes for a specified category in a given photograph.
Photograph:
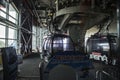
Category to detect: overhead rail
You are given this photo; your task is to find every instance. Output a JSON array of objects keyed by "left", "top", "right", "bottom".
[
  {"left": 53, "top": 5, "right": 109, "bottom": 20},
  {"left": 52, "top": 0, "right": 115, "bottom": 30}
]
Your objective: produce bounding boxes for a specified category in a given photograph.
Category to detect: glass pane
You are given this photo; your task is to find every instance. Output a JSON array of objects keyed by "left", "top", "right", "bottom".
[
  {"left": 32, "top": 26, "right": 37, "bottom": 34},
  {"left": 8, "top": 40, "right": 17, "bottom": 48},
  {"left": 9, "top": 4, "right": 18, "bottom": 24},
  {"left": 8, "top": 28, "right": 17, "bottom": 39},
  {"left": 9, "top": 16, "right": 16, "bottom": 23},
  {"left": 9, "top": 4, "right": 18, "bottom": 19},
  {"left": 0, "top": 24, "right": 5, "bottom": 38},
  {"left": 32, "top": 35, "right": 36, "bottom": 50},
  {"left": 0, "top": 6, "right": 6, "bottom": 18},
  {"left": 0, "top": 39, "right": 5, "bottom": 48}
]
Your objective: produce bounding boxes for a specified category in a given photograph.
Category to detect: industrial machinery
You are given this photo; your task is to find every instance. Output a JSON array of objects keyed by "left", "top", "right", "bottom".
[
  {"left": 42, "top": 34, "right": 75, "bottom": 60},
  {"left": 86, "top": 16, "right": 118, "bottom": 65},
  {"left": 85, "top": 15, "right": 120, "bottom": 80},
  {"left": 39, "top": 33, "right": 93, "bottom": 80},
  {"left": 86, "top": 33, "right": 117, "bottom": 64},
  {"left": 86, "top": 32, "right": 120, "bottom": 80}
]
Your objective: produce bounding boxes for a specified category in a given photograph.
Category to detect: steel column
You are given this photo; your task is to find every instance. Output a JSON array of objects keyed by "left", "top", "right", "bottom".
[
  {"left": 5, "top": 2, "right": 9, "bottom": 47},
  {"left": 117, "top": 0, "right": 120, "bottom": 54},
  {"left": 17, "top": 3, "right": 22, "bottom": 54}
]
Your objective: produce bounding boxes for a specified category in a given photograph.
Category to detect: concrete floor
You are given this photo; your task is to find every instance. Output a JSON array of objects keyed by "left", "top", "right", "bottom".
[{"left": 18, "top": 53, "right": 41, "bottom": 80}]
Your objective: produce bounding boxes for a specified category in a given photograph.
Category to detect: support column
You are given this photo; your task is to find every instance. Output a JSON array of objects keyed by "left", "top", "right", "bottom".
[
  {"left": 117, "top": 0, "right": 120, "bottom": 55},
  {"left": 5, "top": 2, "right": 9, "bottom": 47},
  {"left": 18, "top": 3, "right": 22, "bottom": 54}
]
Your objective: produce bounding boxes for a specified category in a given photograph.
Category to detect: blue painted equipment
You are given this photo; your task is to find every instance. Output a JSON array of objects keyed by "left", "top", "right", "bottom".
[{"left": 39, "top": 34, "right": 93, "bottom": 80}]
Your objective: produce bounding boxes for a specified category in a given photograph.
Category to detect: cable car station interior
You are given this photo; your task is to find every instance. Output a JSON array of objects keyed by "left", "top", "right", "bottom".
[{"left": 0, "top": 0, "right": 120, "bottom": 80}]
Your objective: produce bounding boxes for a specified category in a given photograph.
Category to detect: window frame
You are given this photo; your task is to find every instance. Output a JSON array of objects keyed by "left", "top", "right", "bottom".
[{"left": 0, "top": 2, "right": 19, "bottom": 51}]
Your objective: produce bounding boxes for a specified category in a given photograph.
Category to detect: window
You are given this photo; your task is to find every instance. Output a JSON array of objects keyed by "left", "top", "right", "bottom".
[
  {"left": 0, "top": 23, "right": 6, "bottom": 38},
  {"left": 0, "top": 6, "right": 6, "bottom": 18},
  {"left": 0, "top": 39, "right": 5, "bottom": 48},
  {"left": 32, "top": 26, "right": 47, "bottom": 52},
  {"left": 0, "top": 3, "right": 19, "bottom": 52},
  {"left": 9, "top": 4, "right": 18, "bottom": 24},
  {"left": 8, "top": 40, "right": 17, "bottom": 48},
  {"left": 32, "top": 26, "right": 37, "bottom": 51},
  {"left": 8, "top": 27, "right": 17, "bottom": 39},
  {"left": 0, "top": 23, "right": 6, "bottom": 48}
]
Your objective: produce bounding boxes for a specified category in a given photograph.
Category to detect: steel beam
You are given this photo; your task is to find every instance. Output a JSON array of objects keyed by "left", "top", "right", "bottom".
[
  {"left": 54, "top": 6, "right": 88, "bottom": 19},
  {"left": 58, "top": 14, "right": 73, "bottom": 30},
  {"left": 85, "top": 14, "right": 106, "bottom": 30},
  {"left": 53, "top": 6, "right": 108, "bottom": 20}
]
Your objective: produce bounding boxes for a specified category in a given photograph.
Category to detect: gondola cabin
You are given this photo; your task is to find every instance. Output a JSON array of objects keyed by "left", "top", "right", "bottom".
[
  {"left": 86, "top": 33, "right": 117, "bottom": 65},
  {"left": 42, "top": 34, "right": 75, "bottom": 59},
  {"left": 40, "top": 34, "right": 93, "bottom": 80}
]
